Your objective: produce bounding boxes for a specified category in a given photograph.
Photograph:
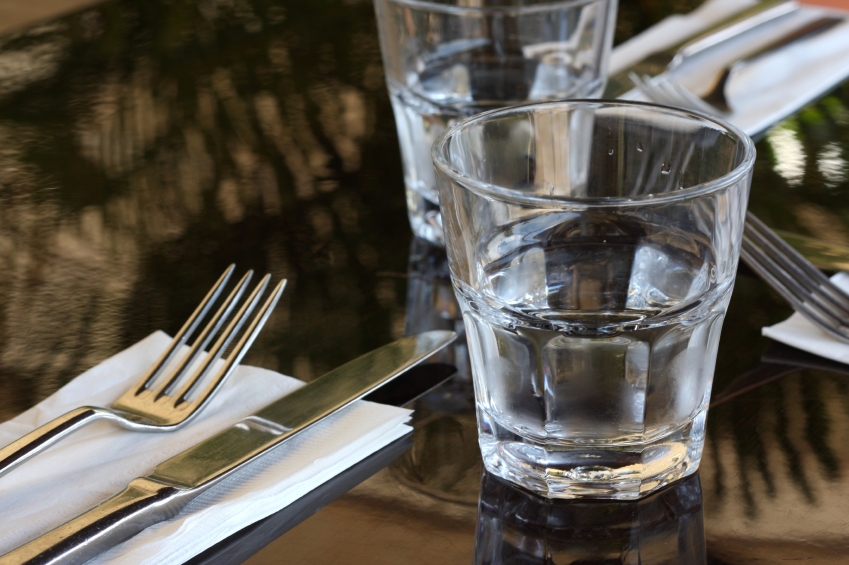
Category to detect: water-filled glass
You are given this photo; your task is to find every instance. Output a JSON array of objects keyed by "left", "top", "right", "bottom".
[
  {"left": 373, "top": 0, "right": 618, "bottom": 245},
  {"left": 433, "top": 100, "right": 755, "bottom": 499}
]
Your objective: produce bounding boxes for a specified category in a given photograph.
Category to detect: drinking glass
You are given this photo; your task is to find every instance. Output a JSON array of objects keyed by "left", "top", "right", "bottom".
[
  {"left": 432, "top": 100, "right": 755, "bottom": 499},
  {"left": 373, "top": 0, "right": 618, "bottom": 246}
]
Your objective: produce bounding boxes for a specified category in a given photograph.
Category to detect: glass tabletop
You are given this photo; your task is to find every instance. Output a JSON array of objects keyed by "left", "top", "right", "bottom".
[{"left": 0, "top": 0, "right": 848, "bottom": 563}]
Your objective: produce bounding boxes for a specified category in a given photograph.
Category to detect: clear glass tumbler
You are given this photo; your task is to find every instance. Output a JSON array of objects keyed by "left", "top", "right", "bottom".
[
  {"left": 373, "top": 0, "right": 618, "bottom": 246},
  {"left": 432, "top": 100, "right": 755, "bottom": 499}
]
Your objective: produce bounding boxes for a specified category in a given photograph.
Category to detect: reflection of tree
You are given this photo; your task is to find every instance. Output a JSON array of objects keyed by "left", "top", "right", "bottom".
[
  {"left": 772, "top": 382, "right": 816, "bottom": 503},
  {"left": 0, "top": 1, "right": 847, "bottom": 546},
  {"left": 698, "top": 86, "right": 849, "bottom": 519},
  {"left": 0, "top": 0, "right": 412, "bottom": 419},
  {"left": 613, "top": 0, "right": 703, "bottom": 45},
  {"left": 751, "top": 90, "right": 849, "bottom": 239}
]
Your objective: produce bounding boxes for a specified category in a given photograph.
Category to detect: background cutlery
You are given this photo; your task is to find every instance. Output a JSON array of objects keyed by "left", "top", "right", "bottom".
[
  {"left": 742, "top": 212, "right": 849, "bottom": 344},
  {"left": 634, "top": 15, "right": 845, "bottom": 114},
  {"left": 604, "top": 0, "right": 797, "bottom": 98}
]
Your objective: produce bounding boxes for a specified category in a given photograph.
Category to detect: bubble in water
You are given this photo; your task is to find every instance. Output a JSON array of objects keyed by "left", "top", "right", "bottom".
[
  {"left": 660, "top": 161, "right": 671, "bottom": 175},
  {"left": 636, "top": 142, "right": 644, "bottom": 152}
]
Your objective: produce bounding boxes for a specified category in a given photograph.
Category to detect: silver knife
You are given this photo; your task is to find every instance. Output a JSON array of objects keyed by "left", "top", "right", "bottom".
[
  {"left": 604, "top": 0, "right": 797, "bottom": 98},
  {"left": 0, "top": 330, "right": 457, "bottom": 565}
]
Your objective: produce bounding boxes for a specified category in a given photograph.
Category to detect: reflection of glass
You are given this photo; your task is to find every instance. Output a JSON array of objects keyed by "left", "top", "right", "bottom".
[
  {"left": 390, "top": 236, "right": 480, "bottom": 504},
  {"left": 475, "top": 471, "right": 706, "bottom": 564},
  {"left": 373, "top": 0, "right": 618, "bottom": 245},
  {"left": 405, "top": 237, "right": 469, "bottom": 381},
  {"left": 434, "top": 100, "right": 755, "bottom": 499}
]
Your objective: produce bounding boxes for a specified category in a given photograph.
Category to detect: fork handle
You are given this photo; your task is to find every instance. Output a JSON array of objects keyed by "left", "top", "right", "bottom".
[
  {"left": 0, "top": 477, "right": 196, "bottom": 565},
  {"left": 0, "top": 407, "right": 110, "bottom": 479}
]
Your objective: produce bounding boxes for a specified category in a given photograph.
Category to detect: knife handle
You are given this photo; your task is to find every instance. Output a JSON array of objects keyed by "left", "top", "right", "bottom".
[
  {"left": 0, "top": 477, "right": 195, "bottom": 565},
  {"left": 675, "top": 0, "right": 798, "bottom": 64}
]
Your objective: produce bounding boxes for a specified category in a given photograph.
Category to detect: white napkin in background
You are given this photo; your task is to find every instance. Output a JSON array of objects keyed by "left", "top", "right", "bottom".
[
  {"left": 614, "top": 0, "right": 849, "bottom": 136},
  {"left": 762, "top": 273, "right": 849, "bottom": 363},
  {"left": 0, "top": 331, "right": 412, "bottom": 564}
]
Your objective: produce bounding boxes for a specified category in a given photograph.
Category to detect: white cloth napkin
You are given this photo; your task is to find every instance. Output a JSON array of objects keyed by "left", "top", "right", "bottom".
[
  {"left": 613, "top": 0, "right": 849, "bottom": 136},
  {"left": 762, "top": 273, "right": 849, "bottom": 363},
  {"left": 0, "top": 331, "right": 412, "bottom": 564}
]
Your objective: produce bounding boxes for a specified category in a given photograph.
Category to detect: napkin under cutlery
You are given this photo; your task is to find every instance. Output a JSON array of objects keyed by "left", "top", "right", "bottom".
[
  {"left": 614, "top": 0, "right": 849, "bottom": 136},
  {"left": 762, "top": 273, "right": 849, "bottom": 363},
  {"left": 0, "top": 332, "right": 412, "bottom": 564}
]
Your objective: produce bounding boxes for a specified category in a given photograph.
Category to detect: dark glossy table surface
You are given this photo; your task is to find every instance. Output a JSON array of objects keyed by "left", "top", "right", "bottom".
[{"left": 0, "top": 0, "right": 848, "bottom": 563}]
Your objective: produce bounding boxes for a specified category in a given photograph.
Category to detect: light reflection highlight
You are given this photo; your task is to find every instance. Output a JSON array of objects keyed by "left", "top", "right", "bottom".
[
  {"left": 766, "top": 122, "right": 806, "bottom": 187},
  {"left": 817, "top": 141, "right": 847, "bottom": 188}
]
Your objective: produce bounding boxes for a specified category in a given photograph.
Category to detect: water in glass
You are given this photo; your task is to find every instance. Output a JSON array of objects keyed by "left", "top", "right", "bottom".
[{"left": 460, "top": 213, "right": 729, "bottom": 498}]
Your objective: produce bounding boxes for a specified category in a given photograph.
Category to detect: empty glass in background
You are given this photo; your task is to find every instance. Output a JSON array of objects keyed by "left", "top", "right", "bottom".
[
  {"left": 373, "top": 0, "right": 618, "bottom": 246},
  {"left": 432, "top": 100, "right": 755, "bottom": 499}
]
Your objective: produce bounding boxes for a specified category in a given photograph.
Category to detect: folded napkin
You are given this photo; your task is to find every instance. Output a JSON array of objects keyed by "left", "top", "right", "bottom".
[
  {"left": 0, "top": 332, "right": 412, "bottom": 564},
  {"left": 613, "top": 0, "right": 849, "bottom": 136},
  {"left": 762, "top": 273, "right": 849, "bottom": 363}
]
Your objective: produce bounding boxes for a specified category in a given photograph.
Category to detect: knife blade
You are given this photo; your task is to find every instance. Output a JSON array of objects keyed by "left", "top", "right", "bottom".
[
  {"left": 604, "top": 0, "right": 797, "bottom": 98},
  {"left": 189, "top": 363, "right": 459, "bottom": 565},
  {"left": 0, "top": 330, "right": 457, "bottom": 565}
]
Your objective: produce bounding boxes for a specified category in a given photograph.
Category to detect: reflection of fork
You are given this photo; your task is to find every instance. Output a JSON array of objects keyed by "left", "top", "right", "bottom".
[
  {"left": 632, "top": 15, "right": 844, "bottom": 115},
  {"left": 0, "top": 265, "right": 287, "bottom": 479}
]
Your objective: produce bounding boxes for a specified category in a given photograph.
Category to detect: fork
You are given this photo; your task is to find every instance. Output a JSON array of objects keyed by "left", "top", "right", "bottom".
[
  {"left": 631, "top": 15, "right": 844, "bottom": 115},
  {"left": 0, "top": 265, "right": 287, "bottom": 479},
  {"left": 742, "top": 212, "right": 849, "bottom": 343}
]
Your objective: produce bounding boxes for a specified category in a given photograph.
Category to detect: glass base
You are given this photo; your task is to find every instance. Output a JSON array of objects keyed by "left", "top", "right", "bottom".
[{"left": 478, "top": 408, "right": 707, "bottom": 500}]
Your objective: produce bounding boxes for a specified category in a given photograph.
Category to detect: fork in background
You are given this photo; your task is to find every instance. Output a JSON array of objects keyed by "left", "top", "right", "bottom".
[
  {"left": 632, "top": 15, "right": 844, "bottom": 115},
  {"left": 0, "top": 265, "right": 287, "bottom": 479},
  {"left": 742, "top": 212, "right": 849, "bottom": 344}
]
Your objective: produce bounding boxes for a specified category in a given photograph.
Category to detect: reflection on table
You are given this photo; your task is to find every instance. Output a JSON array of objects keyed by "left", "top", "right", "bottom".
[{"left": 475, "top": 472, "right": 705, "bottom": 565}]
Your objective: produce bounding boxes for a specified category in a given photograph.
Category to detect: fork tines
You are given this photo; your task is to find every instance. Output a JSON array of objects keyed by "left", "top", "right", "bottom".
[
  {"left": 629, "top": 72, "right": 727, "bottom": 116},
  {"left": 126, "top": 265, "right": 287, "bottom": 410},
  {"left": 742, "top": 212, "right": 849, "bottom": 343}
]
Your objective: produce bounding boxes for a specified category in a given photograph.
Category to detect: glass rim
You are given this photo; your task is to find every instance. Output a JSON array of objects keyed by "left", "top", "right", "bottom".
[
  {"left": 431, "top": 99, "right": 756, "bottom": 209},
  {"left": 383, "top": 0, "right": 604, "bottom": 16}
]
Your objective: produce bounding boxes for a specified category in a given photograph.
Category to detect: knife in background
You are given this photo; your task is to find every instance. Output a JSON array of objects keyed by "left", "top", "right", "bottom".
[
  {"left": 0, "top": 330, "right": 457, "bottom": 565},
  {"left": 604, "top": 0, "right": 798, "bottom": 98}
]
